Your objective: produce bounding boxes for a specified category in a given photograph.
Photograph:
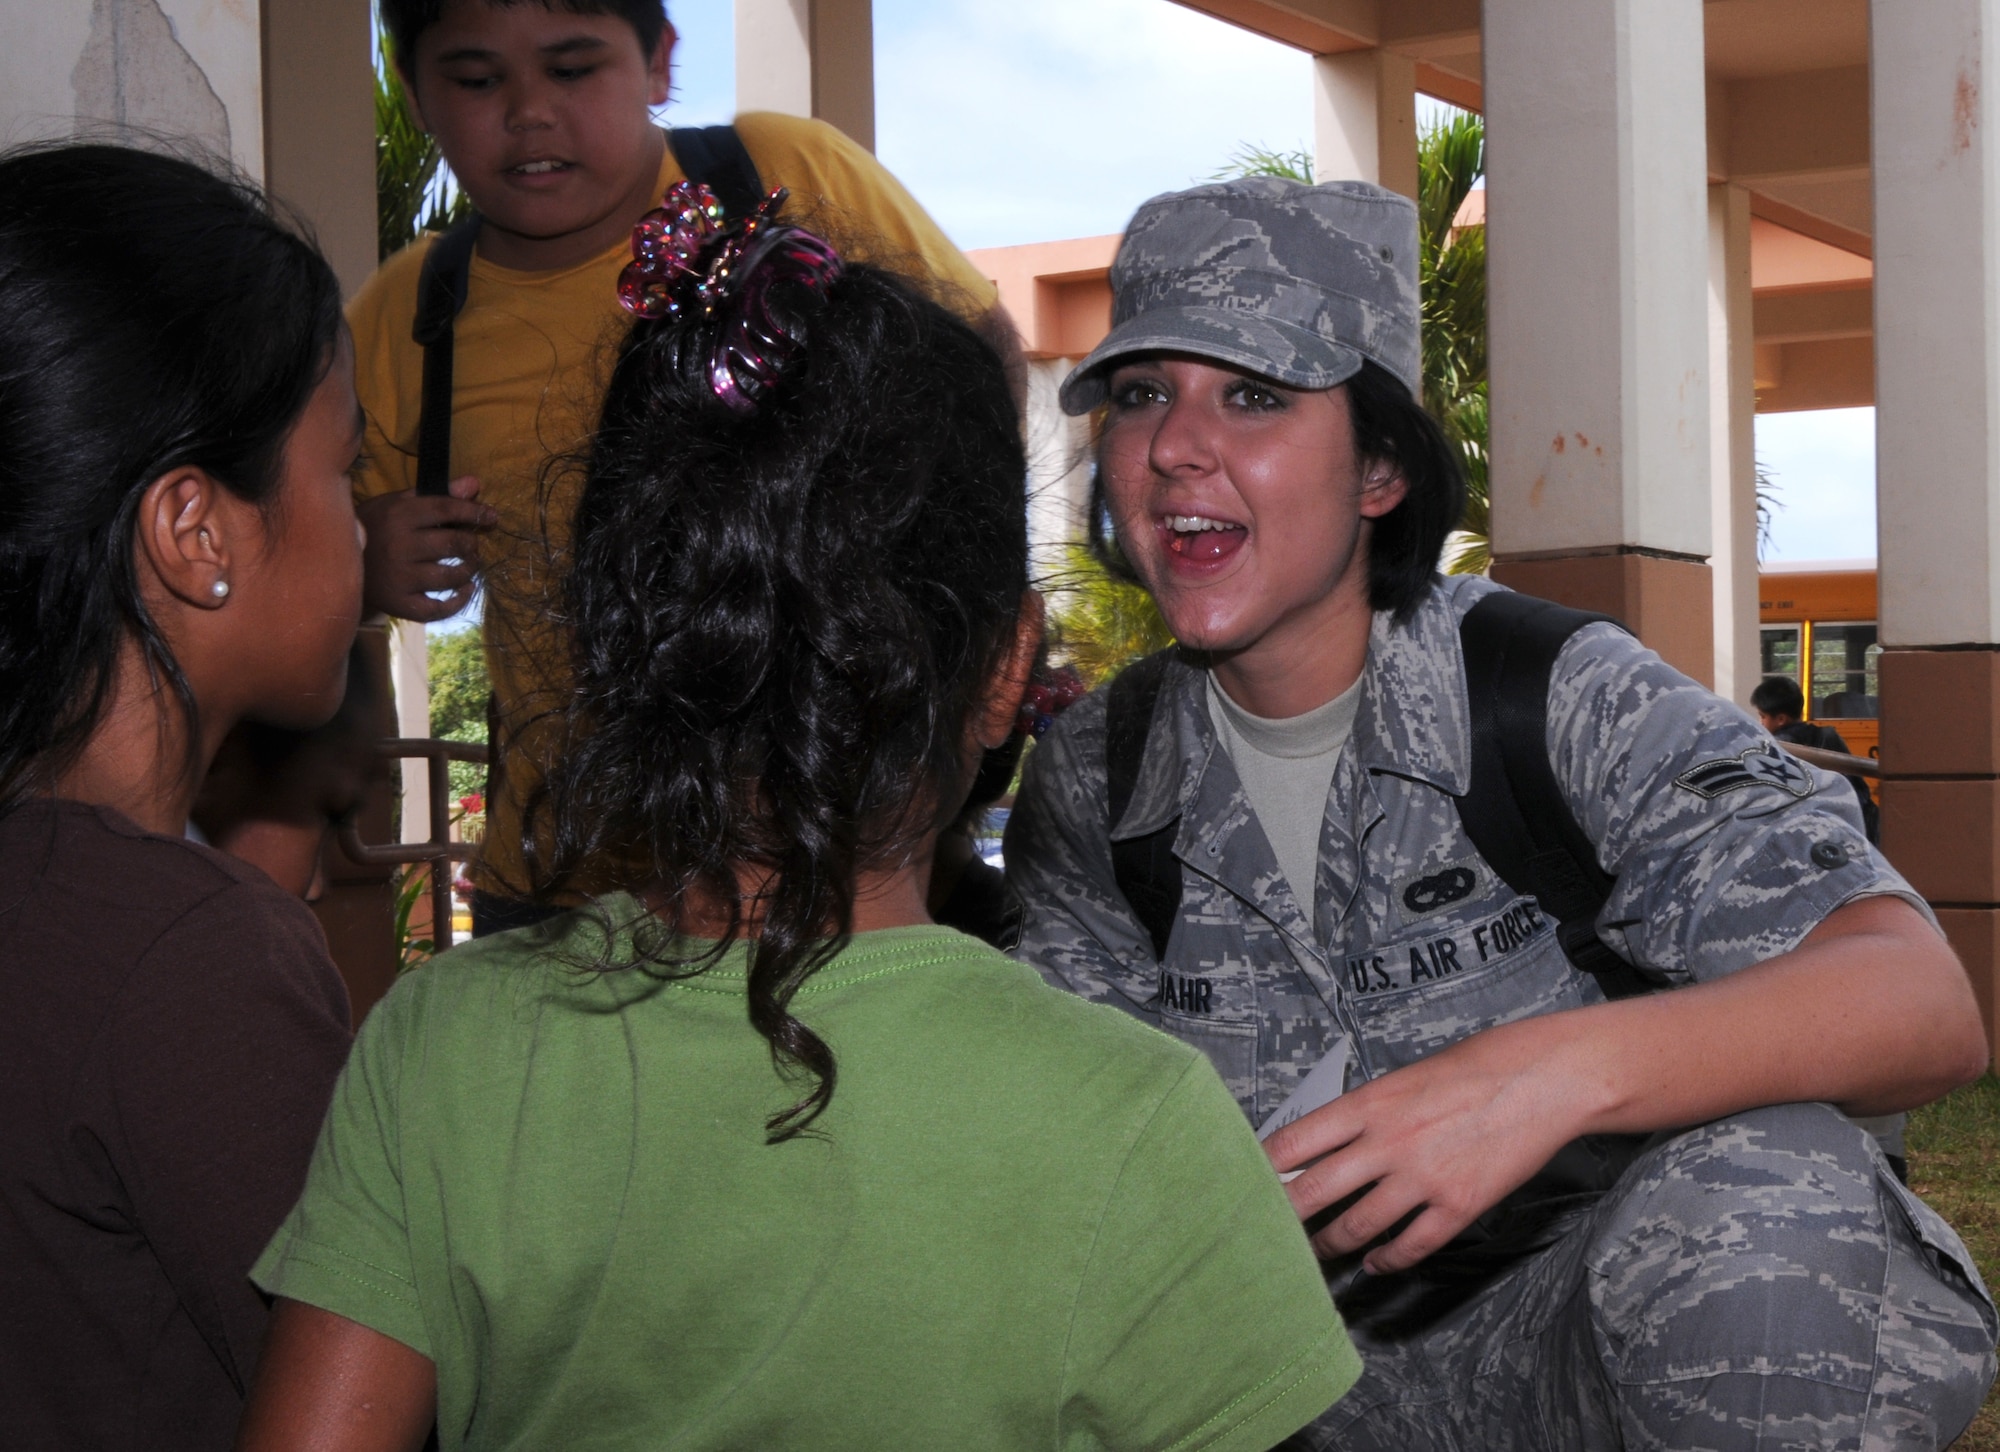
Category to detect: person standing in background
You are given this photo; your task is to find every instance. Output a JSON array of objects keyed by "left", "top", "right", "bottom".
[
  {"left": 1753, "top": 672, "right": 1881, "bottom": 844},
  {"left": 354, "top": 0, "right": 1007, "bottom": 936}
]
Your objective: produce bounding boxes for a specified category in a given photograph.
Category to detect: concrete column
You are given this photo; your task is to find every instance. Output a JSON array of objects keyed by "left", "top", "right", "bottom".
[
  {"left": 262, "top": 0, "right": 376, "bottom": 299},
  {"left": 391, "top": 620, "right": 431, "bottom": 846},
  {"left": 1871, "top": 0, "right": 2000, "bottom": 1050},
  {"left": 1023, "top": 357, "right": 1095, "bottom": 586},
  {"left": 1708, "top": 183, "right": 1759, "bottom": 705},
  {"left": 1483, "top": 0, "right": 1715, "bottom": 684},
  {"left": 6, "top": 3, "right": 262, "bottom": 177},
  {"left": 2, "top": 2, "right": 371, "bottom": 300},
  {"left": 734, "top": 0, "right": 875, "bottom": 151},
  {"left": 1312, "top": 49, "right": 1418, "bottom": 200}
]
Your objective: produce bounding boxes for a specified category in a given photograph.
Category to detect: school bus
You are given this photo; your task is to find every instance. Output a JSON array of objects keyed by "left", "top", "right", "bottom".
[{"left": 1757, "top": 563, "right": 1879, "bottom": 762}]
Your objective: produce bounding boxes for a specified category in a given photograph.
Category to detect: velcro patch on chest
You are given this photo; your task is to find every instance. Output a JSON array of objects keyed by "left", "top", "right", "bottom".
[
  {"left": 1398, "top": 860, "right": 1481, "bottom": 917},
  {"left": 1674, "top": 744, "right": 1815, "bottom": 800}
]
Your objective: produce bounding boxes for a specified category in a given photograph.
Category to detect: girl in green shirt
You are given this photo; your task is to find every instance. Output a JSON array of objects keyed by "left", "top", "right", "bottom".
[{"left": 240, "top": 195, "right": 1358, "bottom": 1451}]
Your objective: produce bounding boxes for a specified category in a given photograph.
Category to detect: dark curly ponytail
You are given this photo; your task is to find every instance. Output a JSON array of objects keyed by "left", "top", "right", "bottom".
[{"left": 537, "top": 264, "right": 1028, "bottom": 1140}]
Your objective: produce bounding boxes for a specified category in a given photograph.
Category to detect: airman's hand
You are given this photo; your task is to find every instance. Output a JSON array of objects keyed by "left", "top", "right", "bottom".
[{"left": 1263, "top": 1017, "right": 1589, "bottom": 1274}]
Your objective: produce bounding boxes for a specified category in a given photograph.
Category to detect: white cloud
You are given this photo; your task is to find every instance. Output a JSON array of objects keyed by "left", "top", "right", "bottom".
[{"left": 1755, "top": 407, "right": 1877, "bottom": 563}]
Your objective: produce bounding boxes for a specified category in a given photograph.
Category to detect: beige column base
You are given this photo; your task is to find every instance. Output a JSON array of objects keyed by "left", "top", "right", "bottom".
[
  {"left": 1877, "top": 647, "right": 2000, "bottom": 1054},
  {"left": 1489, "top": 548, "right": 1715, "bottom": 687},
  {"left": 1934, "top": 910, "right": 2000, "bottom": 1057}
]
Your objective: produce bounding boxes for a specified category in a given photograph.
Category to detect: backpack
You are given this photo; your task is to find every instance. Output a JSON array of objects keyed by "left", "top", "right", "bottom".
[
  {"left": 1104, "top": 591, "right": 1652, "bottom": 1001},
  {"left": 408, "top": 124, "right": 767, "bottom": 496}
]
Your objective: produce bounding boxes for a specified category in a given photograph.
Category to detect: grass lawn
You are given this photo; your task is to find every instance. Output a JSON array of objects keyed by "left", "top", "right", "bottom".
[{"left": 1907, "top": 1074, "right": 2000, "bottom": 1449}]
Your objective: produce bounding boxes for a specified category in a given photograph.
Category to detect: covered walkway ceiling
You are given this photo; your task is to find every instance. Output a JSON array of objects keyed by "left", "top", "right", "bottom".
[
  {"left": 1171, "top": 0, "right": 1868, "bottom": 255},
  {"left": 1169, "top": 0, "right": 1875, "bottom": 412}
]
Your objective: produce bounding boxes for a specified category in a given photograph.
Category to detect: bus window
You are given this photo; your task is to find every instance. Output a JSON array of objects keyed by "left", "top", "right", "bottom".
[
  {"left": 1811, "top": 622, "right": 1880, "bottom": 719},
  {"left": 1761, "top": 624, "right": 1802, "bottom": 680}
]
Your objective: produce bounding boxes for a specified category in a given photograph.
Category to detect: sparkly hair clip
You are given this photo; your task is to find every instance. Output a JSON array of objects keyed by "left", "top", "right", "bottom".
[{"left": 617, "top": 181, "right": 844, "bottom": 413}]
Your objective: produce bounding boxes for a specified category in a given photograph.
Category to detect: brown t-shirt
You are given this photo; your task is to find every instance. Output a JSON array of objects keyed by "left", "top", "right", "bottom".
[{"left": 0, "top": 800, "right": 353, "bottom": 1450}]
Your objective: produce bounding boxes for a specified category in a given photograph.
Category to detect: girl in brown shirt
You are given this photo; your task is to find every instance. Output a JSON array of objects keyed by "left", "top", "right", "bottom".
[{"left": 0, "top": 143, "right": 363, "bottom": 1450}]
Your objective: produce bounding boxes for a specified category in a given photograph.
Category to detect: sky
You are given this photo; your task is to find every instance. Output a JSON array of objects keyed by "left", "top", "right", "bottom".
[
  {"left": 663, "top": 0, "right": 1313, "bottom": 248},
  {"left": 654, "top": 0, "right": 1879, "bottom": 567},
  {"left": 1756, "top": 408, "right": 1875, "bottom": 563}
]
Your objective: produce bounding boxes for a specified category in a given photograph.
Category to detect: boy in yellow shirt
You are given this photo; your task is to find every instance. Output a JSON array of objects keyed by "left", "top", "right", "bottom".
[{"left": 358, "top": 0, "right": 1000, "bottom": 933}]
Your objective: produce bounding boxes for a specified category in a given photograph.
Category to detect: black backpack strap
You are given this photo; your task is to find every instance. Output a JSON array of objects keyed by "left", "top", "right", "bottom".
[
  {"left": 410, "top": 215, "right": 483, "bottom": 497},
  {"left": 1456, "top": 592, "right": 1652, "bottom": 1000},
  {"left": 668, "top": 124, "right": 766, "bottom": 219},
  {"left": 1104, "top": 651, "right": 1181, "bottom": 963}
]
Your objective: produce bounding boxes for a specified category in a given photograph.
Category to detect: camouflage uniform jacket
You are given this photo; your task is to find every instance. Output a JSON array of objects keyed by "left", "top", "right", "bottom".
[{"left": 1006, "top": 573, "right": 1926, "bottom": 1128}]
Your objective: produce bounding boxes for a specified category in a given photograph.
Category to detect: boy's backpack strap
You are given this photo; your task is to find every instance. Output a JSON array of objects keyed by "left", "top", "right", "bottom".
[
  {"left": 1104, "top": 651, "right": 1182, "bottom": 963},
  {"left": 410, "top": 215, "right": 483, "bottom": 497},
  {"left": 668, "top": 124, "right": 766, "bottom": 220},
  {"left": 1456, "top": 592, "right": 1651, "bottom": 1000}
]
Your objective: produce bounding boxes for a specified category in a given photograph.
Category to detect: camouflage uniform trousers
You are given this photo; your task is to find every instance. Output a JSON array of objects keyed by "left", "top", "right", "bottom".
[{"left": 1282, "top": 1103, "right": 1997, "bottom": 1451}]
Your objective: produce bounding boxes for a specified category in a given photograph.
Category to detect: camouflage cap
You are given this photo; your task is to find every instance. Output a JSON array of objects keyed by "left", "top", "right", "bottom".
[{"left": 1059, "top": 177, "right": 1421, "bottom": 415}]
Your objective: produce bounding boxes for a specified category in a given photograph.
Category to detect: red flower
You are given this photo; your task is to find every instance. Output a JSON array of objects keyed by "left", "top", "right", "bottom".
[{"left": 459, "top": 794, "right": 485, "bottom": 816}]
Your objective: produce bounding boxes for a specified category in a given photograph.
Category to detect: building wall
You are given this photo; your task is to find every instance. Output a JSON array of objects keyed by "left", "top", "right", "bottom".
[
  {"left": 2, "top": 0, "right": 376, "bottom": 300},
  {"left": 1023, "top": 357, "right": 1095, "bottom": 587},
  {"left": 3, "top": 0, "right": 265, "bottom": 181}
]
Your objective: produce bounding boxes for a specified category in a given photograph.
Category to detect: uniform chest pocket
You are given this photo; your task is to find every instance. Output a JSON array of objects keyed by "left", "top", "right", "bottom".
[
  {"left": 1343, "top": 897, "right": 1586, "bottom": 1073},
  {"left": 1155, "top": 967, "right": 1259, "bottom": 1115}
]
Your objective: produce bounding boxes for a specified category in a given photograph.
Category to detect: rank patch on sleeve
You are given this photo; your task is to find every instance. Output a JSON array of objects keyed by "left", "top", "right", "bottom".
[{"left": 1674, "top": 744, "right": 1815, "bottom": 800}]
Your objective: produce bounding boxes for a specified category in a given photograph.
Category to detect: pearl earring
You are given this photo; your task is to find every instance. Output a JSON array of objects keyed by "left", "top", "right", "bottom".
[{"left": 211, "top": 580, "right": 230, "bottom": 600}]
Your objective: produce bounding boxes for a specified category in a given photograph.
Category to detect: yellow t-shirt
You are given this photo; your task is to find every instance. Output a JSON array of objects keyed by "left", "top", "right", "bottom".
[{"left": 348, "top": 113, "right": 998, "bottom": 899}]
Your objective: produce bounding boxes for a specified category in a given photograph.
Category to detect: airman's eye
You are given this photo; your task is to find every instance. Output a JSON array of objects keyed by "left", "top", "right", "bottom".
[
  {"left": 1224, "top": 380, "right": 1285, "bottom": 411},
  {"left": 1109, "top": 378, "right": 1168, "bottom": 409}
]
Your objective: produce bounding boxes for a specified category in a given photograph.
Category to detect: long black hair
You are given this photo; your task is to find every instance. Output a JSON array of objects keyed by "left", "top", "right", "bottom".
[
  {"left": 1088, "top": 358, "right": 1464, "bottom": 622},
  {"left": 537, "top": 262, "right": 1028, "bottom": 1140},
  {"left": 0, "top": 143, "right": 345, "bottom": 812}
]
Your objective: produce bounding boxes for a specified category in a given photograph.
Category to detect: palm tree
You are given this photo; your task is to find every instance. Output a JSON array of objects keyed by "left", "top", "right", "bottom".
[
  {"left": 1046, "top": 546, "right": 1176, "bottom": 688},
  {"left": 1416, "top": 111, "right": 1489, "bottom": 574},
  {"left": 375, "top": 31, "right": 471, "bottom": 261},
  {"left": 1213, "top": 143, "right": 1315, "bottom": 184}
]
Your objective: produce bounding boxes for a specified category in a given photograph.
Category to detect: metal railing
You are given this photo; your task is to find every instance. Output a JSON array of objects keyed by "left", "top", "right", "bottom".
[
  {"left": 337, "top": 738, "right": 490, "bottom": 952},
  {"left": 331, "top": 736, "right": 1873, "bottom": 958},
  {"left": 1778, "top": 740, "right": 1880, "bottom": 779}
]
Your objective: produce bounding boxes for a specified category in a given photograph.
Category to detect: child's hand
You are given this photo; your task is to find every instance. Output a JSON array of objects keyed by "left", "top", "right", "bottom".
[{"left": 357, "top": 476, "right": 496, "bottom": 622}]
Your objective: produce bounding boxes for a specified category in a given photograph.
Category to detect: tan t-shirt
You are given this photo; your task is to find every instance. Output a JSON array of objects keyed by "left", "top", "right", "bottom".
[{"left": 348, "top": 113, "right": 998, "bottom": 898}]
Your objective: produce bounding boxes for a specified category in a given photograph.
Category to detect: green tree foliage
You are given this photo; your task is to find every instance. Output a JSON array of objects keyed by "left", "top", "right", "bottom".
[
  {"left": 1047, "top": 546, "right": 1176, "bottom": 688},
  {"left": 1212, "top": 143, "right": 1314, "bottom": 184},
  {"left": 1417, "top": 111, "right": 1490, "bottom": 575},
  {"left": 427, "top": 627, "right": 489, "bottom": 801},
  {"left": 376, "top": 30, "right": 472, "bottom": 261}
]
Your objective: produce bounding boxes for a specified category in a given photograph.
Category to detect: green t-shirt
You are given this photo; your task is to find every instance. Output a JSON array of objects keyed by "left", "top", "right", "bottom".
[{"left": 254, "top": 902, "right": 1358, "bottom": 1450}]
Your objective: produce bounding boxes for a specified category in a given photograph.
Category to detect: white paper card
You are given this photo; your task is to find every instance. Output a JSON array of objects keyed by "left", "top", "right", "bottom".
[{"left": 1256, "top": 1038, "right": 1352, "bottom": 1186}]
